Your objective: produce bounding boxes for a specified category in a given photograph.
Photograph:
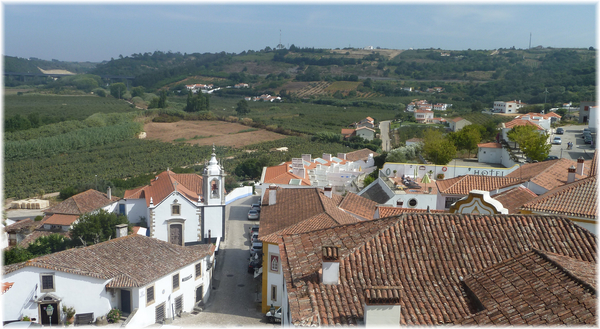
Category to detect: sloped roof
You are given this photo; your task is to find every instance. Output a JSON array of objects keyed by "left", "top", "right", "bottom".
[
  {"left": 15, "top": 230, "right": 70, "bottom": 250},
  {"left": 44, "top": 214, "right": 79, "bottom": 226},
  {"left": 491, "top": 186, "right": 538, "bottom": 213},
  {"left": 280, "top": 213, "right": 596, "bottom": 326},
  {"left": 506, "top": 158, "right": 590, "bottom": 191},
  {"left": 341, "top": 128, "right": 355, "bottom": 136},
  {"left": 4, "top": 235, "right": 215, "bottom": 288},
  {"left": 477, "top": 142, "right": 502, "bottom": 148},
  {"left": 45, "top": 189, "right": 119, "bottom": 215},
  {"left": 436, "top": 175, "right": 524, "bottom": 195},
  {"left": 451, "top": 117, "right": 465, "bottom": 122},
  {"left": 2, "top": 282, "right": 14, "bottom": 294},
  {"left": 262, "top": 163, "right": 311, "bottom": 186},
  {"left": 589, "top": 151, "right": 598, "bottom": 177},
  {"left": 358, "top": 179, "right": 393, "bottom": 204},
  {"left": 456, "top": 249, "right": 595, "bottom": 325},
  {"left": 4, "top": 218, "right": 39, "bottom": 233},
  {"left": 258, "top": 188, "right": 362, "bottom": 244},
  {"left": 338, "top": 192, "right": 378, "bottom": 220},
  {"left": 344, "top": 148, "right": 378, "bottom": 162},
  {"left": 377, "top": 206, "right": 446, "bottom": 218},
  {"left": 519, "top": 175, "right": 597, "bottom": 219},
  {"left": 503, "top": 119, "right": 544, "bottom": 130},
  {"left": 124, "top": 170, "right": 204, "bottom": 207}
]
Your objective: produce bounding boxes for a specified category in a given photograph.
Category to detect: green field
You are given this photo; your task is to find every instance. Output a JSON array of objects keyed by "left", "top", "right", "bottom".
[{"left": 4, "top": 94, "right": 135, "bottom": 119}]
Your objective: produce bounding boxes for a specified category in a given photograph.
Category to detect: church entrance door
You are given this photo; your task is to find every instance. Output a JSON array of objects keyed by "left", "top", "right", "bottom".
[{"left": 170, "top": 224, "right": 182, "bottom": 245}]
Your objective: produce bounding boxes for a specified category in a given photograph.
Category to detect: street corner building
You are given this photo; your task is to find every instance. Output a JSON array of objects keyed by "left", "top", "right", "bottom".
[
  {"left": 3, "top": 233, "right": 215, "bottom": 327},
  {"left": 278, "top": 213, "right": 597, "bottom": 326}
]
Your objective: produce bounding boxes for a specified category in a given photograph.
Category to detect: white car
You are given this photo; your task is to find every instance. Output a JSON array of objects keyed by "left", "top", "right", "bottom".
[{"left": 552, "top": 136, "right": 562, "bottom": 145}]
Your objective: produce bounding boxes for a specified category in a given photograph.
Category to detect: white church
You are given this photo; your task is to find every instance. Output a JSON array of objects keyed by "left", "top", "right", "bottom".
[{"left": 120, "top": 149, "right": 226, "bottom": 245}]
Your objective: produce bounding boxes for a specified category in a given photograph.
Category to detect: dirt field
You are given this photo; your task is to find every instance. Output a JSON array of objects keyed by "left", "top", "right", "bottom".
[
  {"left": 330, "top": 48, "right": 403, "bottom": 60},
  {"left": 143, "top": 120, "right": 287, "bottom": 148}
]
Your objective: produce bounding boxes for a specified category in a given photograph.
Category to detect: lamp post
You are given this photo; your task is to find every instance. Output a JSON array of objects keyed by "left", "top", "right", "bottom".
[{"left": 46, "top": 304, "right": 54, "bottom": 327}]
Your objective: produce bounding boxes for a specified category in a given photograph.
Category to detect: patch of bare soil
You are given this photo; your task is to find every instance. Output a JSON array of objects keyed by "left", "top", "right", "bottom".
[
  {"left": 143, "top": 120, "right": 287, "bottom": 148},
  {"left": 330, "top": 48, "right": 403, "bottom": 60}
]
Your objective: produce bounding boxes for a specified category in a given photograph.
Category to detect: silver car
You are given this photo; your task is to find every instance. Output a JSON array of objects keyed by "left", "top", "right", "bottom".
[
  {"left": 552, "top": 136, "right": 562, "bottom": 145},
  {"left": 247, "top": 209, "right": 259, "bottom": 220}
]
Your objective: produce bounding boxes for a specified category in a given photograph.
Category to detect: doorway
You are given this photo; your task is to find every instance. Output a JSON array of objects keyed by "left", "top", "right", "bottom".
[
  {"left": 195, "top": 285, "right": 203, "bottom": 304},
  {"left": 120, "top": 289, "right": 131, "bottom": 314},
  {"left": 40, "top": 303, "right": 59, "bottom": 325},
  {"left": 169, "top": 223, "right": 183, "bottom": 246}
]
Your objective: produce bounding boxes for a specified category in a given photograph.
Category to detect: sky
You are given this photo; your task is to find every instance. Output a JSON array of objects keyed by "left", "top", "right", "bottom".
[{"left": 2, "top": 2, "right": 598, "bottom": 63}]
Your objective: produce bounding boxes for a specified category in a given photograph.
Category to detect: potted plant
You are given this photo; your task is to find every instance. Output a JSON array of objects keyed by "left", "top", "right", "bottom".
[
  {"left": 393, "top": 170, "right": 397, "bottom": 177},
  {"left": 21, "top": 315, "right": 31, "bottom": 322},
  {"left": 107, "top": 308, "right": 122, "bottom": 323},
  {"left": 63, "top": 305, "right": 76, "bottom": 325},
  {"left": 437, "top": 173, "right": 445, "bottom": 180}
]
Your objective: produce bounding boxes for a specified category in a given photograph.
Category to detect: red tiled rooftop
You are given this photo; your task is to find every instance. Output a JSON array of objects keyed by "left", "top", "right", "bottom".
[
  {"left": 491, "top": 186, "right": 538, "bottom": 213},
  {"left": 46, "top": 189, "right": 119, "bottom": 215},
  {"left": 124, "top": 170, "right": 204, "bottom": 206},
  {"left": 345, "top": 149, "right": 379, "bottom": 162},
  {"left": 503, "top": 119, "right": 544, "bottom": 130},
  {"left": 338, "top": 192, "right": 378, "bottom": 220},
  {"left": 506, "top": 158, "right": 590, "bottom": 191},
  {"left": 477, "top": 142, "right": 502, "bottom": 148},
  {"left": 436, "top": 175, "right": 524, "bottom": 195},
  {"left": 377, "top": 206, "right": 446, "bottom": 218},
  {"left": 44, "top": 214, "right": 79, "bottom": 226}
]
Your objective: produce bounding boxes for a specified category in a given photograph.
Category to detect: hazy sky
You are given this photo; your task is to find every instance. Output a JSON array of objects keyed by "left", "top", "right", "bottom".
[{"left": 3, "top": 3, "right": 597, "bottom": 62}]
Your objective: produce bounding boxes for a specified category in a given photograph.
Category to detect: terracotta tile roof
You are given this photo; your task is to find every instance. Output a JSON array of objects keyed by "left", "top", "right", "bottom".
[
  {"left": 456, "top": 249, "right": 596, "bottom": 325},
  {"left": 16, "top": 230, "right": 70, "bottom": 249},
  {"left": 341, "top": 128, "right": 355, "bottom": 136},
  {"left": 358, "top": 180, "right": 392, "bottom": 204},
  {"left": 258, "top": 188, "right": 362, "bottom": 244},
  {"left": 2, "top": 282, "right": 14, "bottom": 294},
  {"left": 43, "top": 214, "right": 79, "bottom": 226},
  {"left": 519, "top": 175, "right": 597, "bottom": 219},
  {"left": 589, "top": 151, "right": 598, "bottom": 177},
  {"left": 436, "top": 175, "right": 524, "bottom": 195},
  {"left": 355, "top": 126, "right": 376, "bottom": 132},
  {"left": 344, "top": 149, "right": 379, "bottom": 162},
  {"left": 504, "top": 119, "right": 544, "bottom": 130},
  {"left": 451, "top": 117, "right": 465, "bottom": 122},
  {"left": 377, "top": 206, "right": 446, "bottom": 218},
  {"left": 491, "top": 186, "right": 538, "bottom": 213},
  {"left": 4, "top": 218, "right": 39, "bottom": 233},
  {"left": 263, "top": 163, "right": 311, "bottom": 186},
  {"left": 45, "top": 189, "right": 119, "bottom": 215},
  {"left": 4, "top": 235, "right": 215, "bottom": 288},
  {"left": 338, "top": 192, "right": 378, "bottom": 220},
  {"left": 280, "top": 213, "right": 596, "bottom": 326},
  {"left": 520, "top": 111, "right": 562, "bottom": 119},
  {"left": 477, "top": 142, "right": 502, "bottom": 148},
  {"left": 123, "top": 170, "right": 204, "bottom": 207},
  {"left": 506, "top": 158, "right": 590, "bottom": 191}
]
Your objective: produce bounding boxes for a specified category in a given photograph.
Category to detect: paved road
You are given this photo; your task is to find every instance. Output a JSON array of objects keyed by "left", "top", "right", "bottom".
[
  {"left": 380, "top": 120, "right": 391, "bottom": 152},
  {"left": 547, "top": 124, "right": 595, "bottom": 161},
  {"left": 172, "top": 195, "right": 275, "bottom": 327}
]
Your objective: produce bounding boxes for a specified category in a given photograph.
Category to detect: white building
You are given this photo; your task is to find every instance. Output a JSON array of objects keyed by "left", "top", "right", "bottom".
[
  {"left": 121, "top": 150, "right": 226, "bottom": 245},
  {"left": 493, "top": 100, "right": 526, "bottom": 113},
  {"left": 2, "top": 233, "right": 215, "bottom": 326}
]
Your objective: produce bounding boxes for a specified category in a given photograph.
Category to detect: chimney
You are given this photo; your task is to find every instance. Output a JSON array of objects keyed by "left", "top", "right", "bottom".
[
  {"left": 268, "top": 184, "right": 277, "bottom": 206},
  {"left": 577, "top": 157, "right": 585, "bottom": 175},
  {"left": 321, "top": 246, "right": 340, "bottom": 284},
  {"left": 363, "top": 287, "right": 402, "bottom": 327},
  {"left": 301, "top": 154, "right": 312, "bottom": 163},
  {"left": 337, "top": 153, "right": 347, "bottom": 160},
  {"left": 115, "top": 224, "right": 128, "bottom": 238},
  {"left": 107, "top": 186, "right": 112, "bottom": 200},
  {"left": 567, "top": 165, "right": 576, "bottom": 183},
  {"left": 396, "top": 200, "right": 403, "bottom": 208},
  {"left": 323, "top": 153, "right": 332, "bottom": 161},
  {"left": 324, "top": 185, "right": 333, "bottom": 198}
]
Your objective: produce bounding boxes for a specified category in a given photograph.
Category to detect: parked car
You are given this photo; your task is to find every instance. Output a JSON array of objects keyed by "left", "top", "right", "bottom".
[
  {"left": 584, "top": 135, "right": 593, "bottom": 144},
  {"left": 552, "top": 136, "right": 562, "bottom": 145},
  {"left": 250, "top": 241, "right": 263, "bottom": 256},
  {"left": 583, "top": 130, "right": 592, "bottom": 137},
  {"left": 555, "top": 127, "right": 564, "bottom": 134},
  {"left": 248, "top": 209, "right": 259, "bottom": 220},
  {"left": 251, "top": 231, "right": 259, "bottom": 243},
  {"left": 583, "top": 128, "right": 591, "bottom": 134},
  {"left": 251, "top": 204, "right": 261, "bottom": 213},
  {"left": 249, "top": 224, "right": 259, "bottom": 235},
  {"left": 544, "top": 155, "right": 559, "bottom": 161},
  {"left": 266, "top": 307, "right": 282, "bottom": 323},
  {"left": 248, "top": 258, "right": 262, "bottom": 273}
]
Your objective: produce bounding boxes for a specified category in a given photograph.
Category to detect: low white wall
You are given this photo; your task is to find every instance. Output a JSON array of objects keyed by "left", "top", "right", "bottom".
[
  {"left": 225, "top": 186, "right": 253, "bottom": 205},
  {"left": 382, "top": 162, "right": 519, "bottom": 180}
]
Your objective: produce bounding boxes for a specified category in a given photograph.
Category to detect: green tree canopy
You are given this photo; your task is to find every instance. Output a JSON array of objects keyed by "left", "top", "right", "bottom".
[
  {"left": 422, "top": 129, "right": 457, "bottom": 165},
  {"left": 235, "top": 99, "right": 250, "bottom": 116},
  {"left": 449, "top": 124, "right": 482, "bottom": 157},
  {"left": 131, "top": 86, "right": 145, "bottom": 98},
  {"left": 185, "top": 91, "right": 209, "bottom": 112},
  {"left": 110, "top": 83, "right": 127, "bottom": 99},
  {"left": 70, "top": 210, "right": 130, "bottom": 247},
  {"left": 507, "top": 125, "right": 551, "bottom": 162},
  {"left": 27, "top": 233, "right": 71, "bottom": 257}
]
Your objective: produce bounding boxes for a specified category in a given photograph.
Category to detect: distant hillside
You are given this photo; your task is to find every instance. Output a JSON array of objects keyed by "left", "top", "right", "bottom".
[{"left": 4, "top": 56, "right": 97, "bottom": 74}]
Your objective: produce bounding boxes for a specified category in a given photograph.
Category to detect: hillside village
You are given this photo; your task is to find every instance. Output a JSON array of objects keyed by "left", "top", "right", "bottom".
[{"left": 3, "top": 46, "right": 599, "bottom": 327}]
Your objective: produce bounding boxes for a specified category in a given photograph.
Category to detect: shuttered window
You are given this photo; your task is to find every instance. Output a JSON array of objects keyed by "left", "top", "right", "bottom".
[
  {"left": 147, "top": 286, "right": 155, "bottom": 305},
  {"left": 175, "top": 295, "right": 183, "bottom": 315},
  {"left": 195, "top": 263, "right": 202, "bottom": 280},
  {"left": 41, "top": 274, "right": 55, "bottom": 292},
  {"left": 172, "top": 273, "right": 180, "bottom": 291},
  {"left": 155, "top": 303, "right": 165, "bottom": 323}
]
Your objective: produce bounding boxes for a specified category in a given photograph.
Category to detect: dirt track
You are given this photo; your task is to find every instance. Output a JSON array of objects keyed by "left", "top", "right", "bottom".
[{"left": 143, "top": 120, "right": 287, "bottom": 148}]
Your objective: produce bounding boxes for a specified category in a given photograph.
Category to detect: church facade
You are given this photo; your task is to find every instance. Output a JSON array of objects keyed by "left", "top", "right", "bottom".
[{"left": 120, "top": 150, "right": 226, "bottom": 245}]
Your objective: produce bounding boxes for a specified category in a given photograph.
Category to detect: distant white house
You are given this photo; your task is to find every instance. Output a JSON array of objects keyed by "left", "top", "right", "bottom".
[
  {"left": 355, "top": 126, "right": 376, "bottom": 141},
  {"left": 448, "top": 117, "right": 472, "bottom": 132},
  {"left": 493, "top": 100, "right": 527, "bottom": 113}
]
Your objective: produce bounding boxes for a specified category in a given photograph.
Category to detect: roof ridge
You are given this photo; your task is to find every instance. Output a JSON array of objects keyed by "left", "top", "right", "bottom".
[{"left": 532, "top": 249, "right": 596, "bottom": 294}]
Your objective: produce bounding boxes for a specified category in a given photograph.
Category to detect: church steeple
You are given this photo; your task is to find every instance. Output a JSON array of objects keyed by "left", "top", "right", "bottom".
[{"left": 203, "top": 144, "right": 226, "bottom": 205}]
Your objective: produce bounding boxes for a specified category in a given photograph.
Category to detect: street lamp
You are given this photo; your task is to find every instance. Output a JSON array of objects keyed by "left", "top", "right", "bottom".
[{"left": 45, "top": 304, "right": 54, "bottom": 327}]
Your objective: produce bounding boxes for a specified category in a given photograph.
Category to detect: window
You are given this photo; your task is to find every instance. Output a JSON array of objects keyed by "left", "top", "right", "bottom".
[
  {"left": 195, "top": 262, "right": 202, "bottom": 280},
  {"left": 408, "top": 199, "right": 418, "bottom": 207},
  {"left": 174, "top": 295, "right": 183, "bottom": 315},
  {"left": 40, "top": 274, "right": 55, "bottom": 292},
  {"left": 271, "top": 285, "right": 277, "bottom": 301},
  {"left": 146, "top": 286, "right": 155, "bottom": 305},
  {"left": 172, "top": 273, "right": 180, "bottom": 291},
  {"left": 119, "top": 204, "right": 126, "bottom": 215},
  {"left": 172, "top": 205, "right": 180, "bottom": 216},
  {"left": 155, "top": 302, "right": 165, "bottom": 323},
  {"left": 445, "top": 197, "right": 462, "bottom": 209}
]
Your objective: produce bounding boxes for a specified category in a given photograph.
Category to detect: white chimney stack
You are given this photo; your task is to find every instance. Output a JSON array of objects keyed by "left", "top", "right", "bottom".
[
  {"left": 337, "top": 153, "right": 347, "bottom": 160},
  {"left": 301, "top": 154, "right": 312, "bottom": 163},
  {"left": 324, "top": 185, "right": 333, "bottom": 198},
  {"left": 115, "top": 224, "right": 128, "bottom": 238},
  {"left": 107, "top": 186, "right": 112, "bottom": 200},
  {"left": 577, "top": 157, "right": 585, "bottom": 176},
  {"left": 567, "top": 165, "right": 577, "bottom": 183},
  {"left": 363, "top": 287, "right": 402, "bottom": 327},
  {"left": 323, "top": 153, "right": 332, "bottom": 161},
  {"left": 321, "top": 246, "right": 340, "bottom": 284},
  {"left": 268, "top": 184, "right": 277, "bottom": 206}
]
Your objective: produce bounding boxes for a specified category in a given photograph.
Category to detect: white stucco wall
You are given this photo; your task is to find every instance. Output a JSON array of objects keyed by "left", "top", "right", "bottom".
[
  {"left": 203, "top": 206, "right": 224, "bottom": 241},
  {"left": 151, "top": 192, "right": 199, "bottom": 244},
  {"left": 266, "top": 243, "right": 283, "bottom": 310},
  {"left": 478, "top": 147, "right": 503, "bottom": 164},
  {"left": 386, "top": 193, "right": 438, "bottom": 211},
  {"left": 364, "top": 304, "right": 402, "bottom": 326},
  {"left": 121, "top": 199, "right": 149, "bottom": 224},
  {"left": 381, "top": 162, "right": 519, "bottom": 181},
  {"left": 3, "top": 267, "right": 112, "bottom": 324}
]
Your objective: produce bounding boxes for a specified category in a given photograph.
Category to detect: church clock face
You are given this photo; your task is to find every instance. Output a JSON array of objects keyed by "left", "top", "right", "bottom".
[{"left": 210, "top": 178, "right": 220, "bottom": 199}]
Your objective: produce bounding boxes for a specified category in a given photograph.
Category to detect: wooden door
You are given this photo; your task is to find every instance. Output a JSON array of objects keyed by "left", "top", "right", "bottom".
[{"left": 170, "top": 224, "right": 182, "bottom": 245}]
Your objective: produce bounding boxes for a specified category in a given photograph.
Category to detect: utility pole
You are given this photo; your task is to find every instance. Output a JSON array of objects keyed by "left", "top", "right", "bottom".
[
  {"left": 544, "top": 88, "right": 549, "bottom": 104},
  {"left": 529, "top": 32, "right": 532, "bottom": 50}
]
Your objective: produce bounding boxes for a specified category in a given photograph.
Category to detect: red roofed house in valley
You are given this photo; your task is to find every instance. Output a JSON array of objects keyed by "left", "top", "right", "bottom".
[
  {"left": 279, "top": 213, "right": 596, "bottom": 326},
  {"left": 257, "top": 185, "right": 378, "bottom": 314},
  {"left": 448, "top": 117, "right": 472, "bottom": 132},
  {"left": 121, "top": 149, "right": 226, "bottom": 245},
  {"left": 3, "top": 233, "right": 215, "bottom": 326}
]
